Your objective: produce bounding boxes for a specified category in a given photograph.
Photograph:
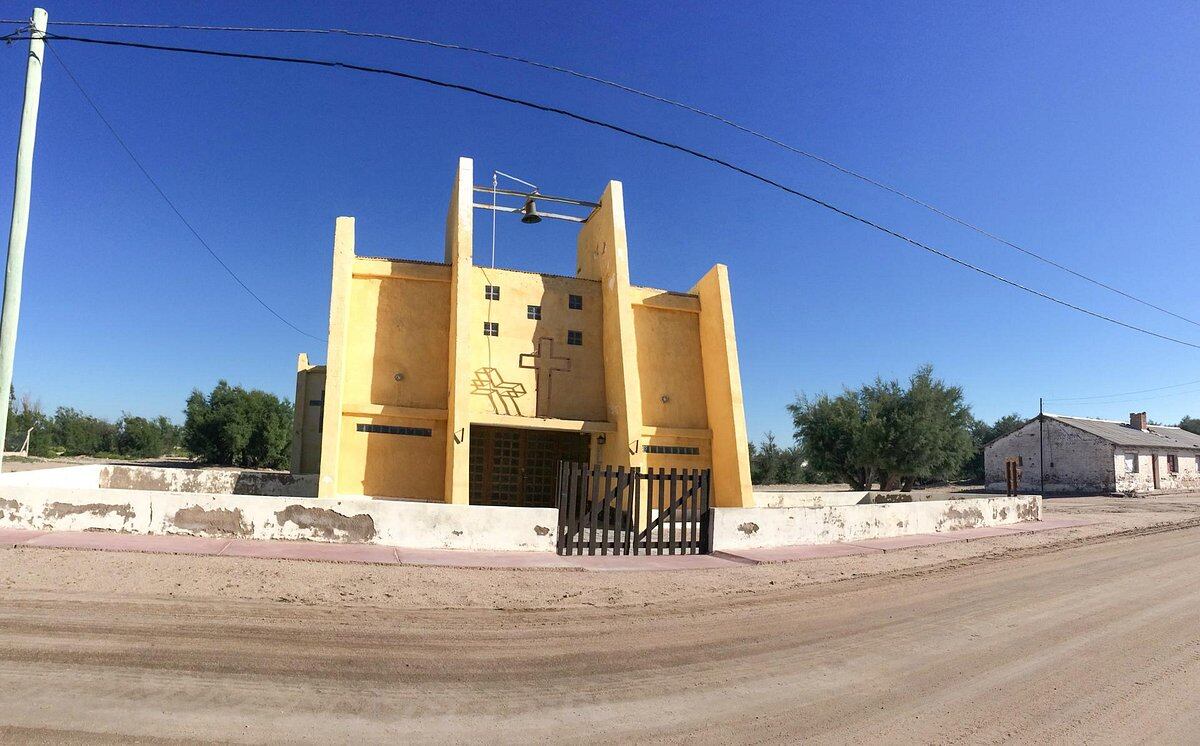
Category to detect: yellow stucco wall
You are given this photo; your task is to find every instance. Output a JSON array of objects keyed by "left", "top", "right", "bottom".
[
  {"left": 322, "top": 259, "right": 453, "bottom": 500},
  {"left": 691, "top": 265, "right": 754, "bottom": 507},
  {"left": 336, "top": 415, "right": 447, "bottom": 500},
  {"left": 632, "top": 303, "right": 709, "bottom": 430},
  {"left": 577, "top": 180, "right": 646, "bottom": 471},
  {"left": 343, "top": 262, "right": 450, "bottom": 410},
  {"left": 311, "top": 157, "right": 753, "bottom": 508},
  {"left": 469, "top": 266, "right": 606, "bottom": 422},
  {"left": 290, "top": 354, "right": 326, "bottom": 475}
]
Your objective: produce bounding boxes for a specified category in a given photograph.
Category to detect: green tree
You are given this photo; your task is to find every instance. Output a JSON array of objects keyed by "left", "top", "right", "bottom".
[
  {"left": 876, "top": 367, "right": 974, "bottom": 490},
  {"left": 750, "top": 432, "right": 785, "bottom": 484},
  {"left": 963, "top": 413, "right": 1026, "bottom": 481},
  {"left": 183, "top": 381, "right": 293, "bottom": 468},
  {"left": 789, "top": 391, "right": 876, "bottom": 489},
  {"left": 154, "top": 416, "right": 182, "bottom": 455},
  {"left": 50, "top": 407, "right": 118, "bottom": 456},
  {"left": 116, "top": 414, "right": 167, "bottom": 458},
  {"left": 789, "top": 366, "right": 975, "bottom": 491},
  {"left": 1180, "top": 416, "right": 1200, "bottom": 436},
  {"left": 5, "top": 389, "right": 52, "bottom": 456},
  {"left": 750, "top": 432, "right": 819, "bottom": 485}
]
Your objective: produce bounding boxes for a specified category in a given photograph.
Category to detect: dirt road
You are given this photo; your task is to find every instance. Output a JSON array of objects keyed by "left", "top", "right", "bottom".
[{"left": 2, "top": 514, "right": 1199, "bottom": 743}]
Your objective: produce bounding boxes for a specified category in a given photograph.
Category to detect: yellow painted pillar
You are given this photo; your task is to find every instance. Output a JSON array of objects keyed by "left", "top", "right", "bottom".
[
  {"left": 317, "top": 217, "right": 355, "bottom": 498},
  {"left": 577, "top": 181, "right": 645, "bottom": 472},
  {"left": 290, "top": 352, "right": 310, "bottom": 474},
  {"left": 443, "top": 157, "right": 474, "bottom": 504},
  {"left": 691, "top": 264, "right": 754, "bottom": 507}
]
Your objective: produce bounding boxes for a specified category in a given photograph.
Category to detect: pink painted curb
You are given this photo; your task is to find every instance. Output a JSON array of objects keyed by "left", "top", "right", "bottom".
[
  {"left": 714, "top": 543, "right": 880, "bottom": 565},
  {"left": 567, "top": 553, "right": 745, "bottom": 571},
  {"left": 25, "top": 531, "right": 232, "bottom": 555},
  {"left": 0, "top": 527, "right": 45, "bottom": 545},
  {"left": 395, "top": 547, "right": 580, "bottom": 570},
  {"left": 222, "top": 539, "right": 399, "bottom": 565}
]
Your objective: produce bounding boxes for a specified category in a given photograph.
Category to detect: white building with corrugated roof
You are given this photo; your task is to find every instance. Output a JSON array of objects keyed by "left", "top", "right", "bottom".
[{"left": 985, "top": 411, "right": 1200, "bottom": 495}]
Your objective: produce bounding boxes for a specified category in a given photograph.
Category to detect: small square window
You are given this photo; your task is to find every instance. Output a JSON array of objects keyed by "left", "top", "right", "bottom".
[
  {"left": 1168, "top": 454, "right": 1179, "bottom": 474},
  {"left": 1125, "top": 453, "right": 1138, "bottom": 473},
  {"left": 483, "top": 321, "right": 499, "bottom": 336},
  {"left": 568, "top": 294, "right": 583, "bottom": 310},
  {"left": 527, "top": 305, "right": 541, "bottom": 320},
  {"left": 567, "top": 330, "right": 583, "bottom": 346},
  {"left": 484, "top": 285, "right": 500, "bottom": 301}
]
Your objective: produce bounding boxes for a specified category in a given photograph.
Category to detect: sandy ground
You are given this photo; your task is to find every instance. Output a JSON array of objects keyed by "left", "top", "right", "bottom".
[{"left": 2, "top": 494, "right": 1200, "bottom": 743}]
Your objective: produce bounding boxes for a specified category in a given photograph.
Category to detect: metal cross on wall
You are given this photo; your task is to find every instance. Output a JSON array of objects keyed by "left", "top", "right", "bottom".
[{"left": 519, "top": 336, "right": 571, "bottom": 417}]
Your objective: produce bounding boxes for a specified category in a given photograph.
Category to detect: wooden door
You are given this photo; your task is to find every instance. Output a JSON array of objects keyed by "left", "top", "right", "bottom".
[{"left": 469, "top": 426, "right": 590, "bottom": 507}]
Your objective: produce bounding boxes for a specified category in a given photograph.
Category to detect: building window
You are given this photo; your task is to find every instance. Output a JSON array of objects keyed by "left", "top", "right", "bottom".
[
  {"left": 567, "top": 330, "right": 583, "bottom": 346},
  {"left": 356, "top": 423, "right": 433, "bottom": 437},
  {"left": 1168, "top": 454, "right": 1179, "bottom": 474},
  {"left": 483, "top": 321, "right": 499, "bottom": 336},
  {"left": 484, "top": 285, "right": 500, "bottom": 301},
  {"left": 527, "top": 305, "right": 541, "bottom": 320},
  {"left": 645, "top": 445, "right": 701, "bottom": 455},
  {"left": 1125, "top": 453, "right": 1138, "bottom": 473},
  {"left": 568, "top": 294, "right": 583, "bottom": 310}
]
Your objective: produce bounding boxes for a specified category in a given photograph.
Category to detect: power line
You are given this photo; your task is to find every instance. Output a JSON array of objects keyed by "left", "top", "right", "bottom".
[
  {"left": 1046, "top": 378, "right": 1200, "bottom": 403},
  {"left": 21, "top": 31, "right": 1200, "bottom": 352},
  {"left": 43, "top": 42, "right": 326, "bottom": 342},
  {"left": 1048, "top": 385, "right": 1200, "bottom": 407},
  {"left": 5, "top": 18, "right": 1198, "bottom": 330}
]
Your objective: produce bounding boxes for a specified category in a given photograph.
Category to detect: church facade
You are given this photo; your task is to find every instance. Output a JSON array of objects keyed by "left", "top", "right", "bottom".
[{"left": 293, "top": 157, "right": 753, "bottom": 508}]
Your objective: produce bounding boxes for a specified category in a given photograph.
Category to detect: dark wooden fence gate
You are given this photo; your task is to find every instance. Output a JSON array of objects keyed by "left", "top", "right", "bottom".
[{"left": 555, "top": 463, "right": 712, "bottom": 556}]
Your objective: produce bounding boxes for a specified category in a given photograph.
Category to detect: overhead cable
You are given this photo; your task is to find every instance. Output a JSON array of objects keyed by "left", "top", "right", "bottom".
[
  {"left": 4, "top": 18, "right": 1197, "bottom": 329},
  {"left": 12, "top": 31, "right": 1200, "bottom": 350},
  {"left": 44, "top": 41, "right": 326, "bottom": 342}
]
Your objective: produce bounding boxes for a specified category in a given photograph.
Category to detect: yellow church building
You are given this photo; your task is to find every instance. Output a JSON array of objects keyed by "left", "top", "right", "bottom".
[{"left": 292, "top": 157, "right": 753, "bottom": 509}]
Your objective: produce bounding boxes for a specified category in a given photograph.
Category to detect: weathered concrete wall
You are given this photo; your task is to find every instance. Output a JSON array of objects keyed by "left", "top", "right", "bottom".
[
  {"left": 0, "top": 464, "right": 102, "bottom": 488},
  {"left": 1114, "top": 449, "right": 1200, "bottom": 493},
  {"left": 0, "top": 469, "right": 555, "bottom": 551},
  {"left": 98, "top": 466, "right": 318, "bottom": 497},
  {"left": 2, "top": 467, "right": 1039, "bottom": 553},
  {"left": 985, "top": 419, "right": 1115, "bottom": 494},
  {"left": 713, "top": 494, "right": 1041, "bottom": 550},
  {"left": 754, "top": 491, "right": 870, "bottom": 508},
  {"left": 752, "top": 490, "right": 978, "bottom": 508}
]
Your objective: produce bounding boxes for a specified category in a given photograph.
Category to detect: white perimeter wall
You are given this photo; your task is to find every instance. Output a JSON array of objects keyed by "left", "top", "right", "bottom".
[
  {"left": 0, "top": 466, "right": 555, "bottom": 551},
  {"left": 713, "top": 494, "right": 1041, "bottom": 551},
  {"left": 1, "top": 466, "right": 1041, "bottom": 553}
]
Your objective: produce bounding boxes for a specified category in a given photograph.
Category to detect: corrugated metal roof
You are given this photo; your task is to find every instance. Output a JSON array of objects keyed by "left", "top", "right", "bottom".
[{"left": 1048, "top": 414, "right": 1200, "bottom": 450}]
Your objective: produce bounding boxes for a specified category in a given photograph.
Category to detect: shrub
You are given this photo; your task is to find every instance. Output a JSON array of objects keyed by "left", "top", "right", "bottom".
[
  {"left": 51, "top": 407, "right": 118, "bottom": 456},
  {"left": 116, "top": 415, "right": 167, "bottom": 458},
  {"left": 183, "top": 381, "right": 293, "bottom": 469},
  {"left": 5, "top": 390, "right": 53, "bottom": 456}
]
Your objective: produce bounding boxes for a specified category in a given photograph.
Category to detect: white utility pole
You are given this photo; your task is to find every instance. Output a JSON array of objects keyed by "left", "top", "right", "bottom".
[{"left": 0, "top": 8, "right": 47, "bottom": 469}]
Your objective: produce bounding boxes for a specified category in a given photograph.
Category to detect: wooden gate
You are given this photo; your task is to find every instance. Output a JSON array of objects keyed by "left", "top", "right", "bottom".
[{"left": 555, "top": 463, "right": 712, "bottom": 556}]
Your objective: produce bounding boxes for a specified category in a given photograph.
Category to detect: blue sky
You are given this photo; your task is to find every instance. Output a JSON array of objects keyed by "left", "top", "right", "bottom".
[{"left": 0, "top": 1, "right": 1198, "bottom": 438}]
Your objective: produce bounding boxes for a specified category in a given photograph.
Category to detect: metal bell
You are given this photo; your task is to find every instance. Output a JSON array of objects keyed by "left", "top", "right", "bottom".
[{"left": 520, "top": 197, "right": 542, "bottom": 224}]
